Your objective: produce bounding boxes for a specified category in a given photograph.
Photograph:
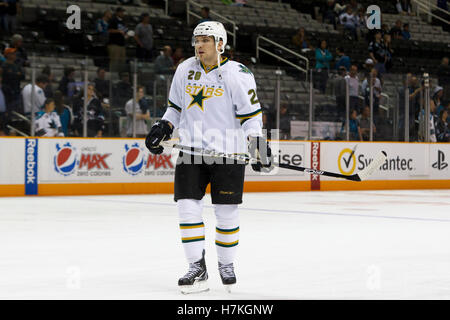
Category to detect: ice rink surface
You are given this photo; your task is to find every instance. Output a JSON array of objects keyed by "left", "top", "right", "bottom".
[{"left": 1, "top": 189, "right": 450, "bottom": 300}]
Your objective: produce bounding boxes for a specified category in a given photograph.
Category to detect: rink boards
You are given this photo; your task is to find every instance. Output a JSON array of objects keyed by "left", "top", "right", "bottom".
[{"left": 0, "top": 137, "right": 449, "bottom": 196}]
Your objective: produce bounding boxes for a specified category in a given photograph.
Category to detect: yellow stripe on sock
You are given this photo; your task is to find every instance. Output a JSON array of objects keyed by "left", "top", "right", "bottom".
[{"left": 215, "top": 240, "right": 239, "bottom": 247}]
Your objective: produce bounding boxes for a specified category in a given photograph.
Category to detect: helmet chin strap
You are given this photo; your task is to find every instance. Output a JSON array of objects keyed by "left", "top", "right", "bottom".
[{"left": 216, "top": 40, "right": 224, "bottom": 81}]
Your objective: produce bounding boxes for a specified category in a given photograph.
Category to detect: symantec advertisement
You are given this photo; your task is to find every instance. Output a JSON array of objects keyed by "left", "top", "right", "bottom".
[{"left": 320, "top": 142, "right": 430, "bottom": 180}]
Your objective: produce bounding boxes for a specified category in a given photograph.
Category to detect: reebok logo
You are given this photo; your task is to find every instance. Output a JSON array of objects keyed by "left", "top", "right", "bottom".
[{"left": 432, "top": 150, "right": 448, "bottom": 170}]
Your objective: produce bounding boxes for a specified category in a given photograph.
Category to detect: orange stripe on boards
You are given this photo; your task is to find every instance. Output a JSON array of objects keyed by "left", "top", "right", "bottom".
[
  {"left": 38, "top": 182, "right": 175, "bottom": 196},
  {"left": 321, "top": 180, "right": 450, "bottom": 191},
  {"left": 0, "top": 185, "right": 24, "bottom": 197},
  {"left": 244, "top": 181, "right": 311, "bottom": 192},
  {"left": 1, "top": 180, "right": 449, "bottom": 197}
]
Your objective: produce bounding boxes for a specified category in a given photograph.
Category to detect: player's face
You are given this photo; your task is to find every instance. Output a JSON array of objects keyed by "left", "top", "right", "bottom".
[{"left": 194, "top": 36, "right": 219, "bottom": 65}]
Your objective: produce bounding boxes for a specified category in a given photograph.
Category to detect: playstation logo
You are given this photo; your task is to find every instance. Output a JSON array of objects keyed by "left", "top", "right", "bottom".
[{"left": 432, "top": 150, "right": 448, "bottom": 170}]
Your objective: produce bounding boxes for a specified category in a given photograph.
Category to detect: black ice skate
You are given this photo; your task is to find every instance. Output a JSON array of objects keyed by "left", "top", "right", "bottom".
[
  {"left": 178, "top": 250, "right": 209, "bottom": 294},
  {"left": 218, "top": 262, "right": 236, "bottom": 293}
]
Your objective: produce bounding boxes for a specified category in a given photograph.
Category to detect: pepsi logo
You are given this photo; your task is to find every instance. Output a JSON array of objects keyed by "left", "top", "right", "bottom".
[
  {"left": 54, "top": 143, "right": 78, "bottom": 176},
  {"left": 123, "top": 143, "right": 145, "bottom": 175}
]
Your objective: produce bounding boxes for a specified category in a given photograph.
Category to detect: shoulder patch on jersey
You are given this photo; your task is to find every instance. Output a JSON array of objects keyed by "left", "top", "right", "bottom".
[{"left": 238, "top": 64, "right": 253, "bottom": 75}]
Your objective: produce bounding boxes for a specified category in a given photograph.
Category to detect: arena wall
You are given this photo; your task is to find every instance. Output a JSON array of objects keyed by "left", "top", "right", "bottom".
[{"left": 0, "top": 137, "right": 449, "bottom": 197}]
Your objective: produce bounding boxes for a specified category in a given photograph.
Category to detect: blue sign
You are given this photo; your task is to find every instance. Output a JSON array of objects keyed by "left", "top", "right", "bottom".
[{"left": 25, "top": 138, "right": 38, "bottom": 195}]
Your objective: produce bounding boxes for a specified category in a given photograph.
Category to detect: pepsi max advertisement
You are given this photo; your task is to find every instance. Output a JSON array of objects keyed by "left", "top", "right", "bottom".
[{"left": 42, "top": 139, "right": 176, "bottom": 183}]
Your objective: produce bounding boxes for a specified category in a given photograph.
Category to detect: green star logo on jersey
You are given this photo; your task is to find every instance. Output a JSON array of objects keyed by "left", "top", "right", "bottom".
[
  {"left": 187, "top": 87, "right": 211, "bottom": 111},
  {"left": 239, "top": 64, "right": 253, "bottom": 75}
]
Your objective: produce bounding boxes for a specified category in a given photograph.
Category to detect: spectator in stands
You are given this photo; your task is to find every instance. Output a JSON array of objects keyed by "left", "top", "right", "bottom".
[
  {"left": 135, "top": 13, "right": 153, "bottom": 62},
  {"left": 108, "top": 7, "right": 128, "bottom": 74},
  {"left": 361, "top": 68, "right": 382, "bottom": 117},
  {"left": 53, "top": 90, "right": 73, "bottom": 137},
  {"left": 436, "top": 108, "right": 449, "bottom": 142},
  {"left": 199, "top": 7, "right": 211, "bottom": 23},
  {"left": 3, "top": 0, "right": 19, "bottom": 34},
  {"left": 73, "top": 83, "right": 105, "bottom": 137},
  {"left": 431, "top": 86, "right": 444, "bottom": 114},
  {"left": 341, "top": 109, "right": 362, "bottom": 141},
  {"left": 358, "top": 105, "right": 376, "bottom": 141},
  {"left": 154, "top": 45, "right": 175, "bottom": 75},
  {"left": 363, "top": 58, "right": 374, "bottom": 78},
  {"left": 402, "top": 23, "right": 411, "bottom": 40},
  {"left": 292, "top": 27, "right": 311, "bottom": 51},
  {"left": 0, "top": 76, "right": 6, "bottom": 135},
  {"left": 279, "top": 104, "right": 291, "bottom": 139},
  {"left": 321, "top": 0, "right": 338, "bottom": 29},
  {"left": 41, "top": 66, "right": 54, "bottom": 98},
  {"left": 368, "top": 30, "right": 387, "bottom": 78},
  {"left": 125, "top": 85, "right": 150, "bottom": 137},
  {"left": 345, "top": 64, "right": 361, "bottom": 113},
  {"left": 2, "top": 48, "right": 24, "bottom": 115},
  {"left": 437, "top": 57, "right": 450, "bottom": 102},
  {"left": 96, "top": 10, "right": 112, "bottom": 40},
  {"left": 22, "top": 74, "right": 49, "bottom": 116},
  {"left": 315, "top": 40, "right": 333, "bottom": 94},
  {"left": 418, "top": 97, "right": 437, "bottom": 142},
  {"left": 383, "top": 33, "right": 394, "bottom": 72},
  {"left": 172, "top": 47, "right": 185, "bottom": 66},
  {"left": 380, "top": 24, "right": 390, "bottom": 37},
  {"left": 339, "top": 6, "right": 358, "bottom": 40},
  {"left": 398, "top": 74, "right": 422, "bottom": 140},
  {"left": 334, "top": 66, "right": 348, "bottom": 121},
  {"left": 11, "top": 34, "right": 28, "bottom": 67},
  {"left": 112, "top": 71, "right": 132, "bottom": 111},
  {"left": 390, "top": 20, "right": 403, "bottom": 40},
  {"left": 335, "top": 47, "right": 351, "bottom": 71},
  {"left": 35, "top": 98, "right": 64, "bottom": 137},
  {"left": 356, "top": 7, "right": 368, "bottom": 39},
  {"left": 58, "top": 67, "right": 76, "bottom": 97},
  {"left": 93, "top": 67, "right": 110, "bottom": 100},
  {"left": 396, "top": 0, "right": 413, "bottom": 15},
  {"left": 348, "top": 0, "right": 362, "bottom": 12}
]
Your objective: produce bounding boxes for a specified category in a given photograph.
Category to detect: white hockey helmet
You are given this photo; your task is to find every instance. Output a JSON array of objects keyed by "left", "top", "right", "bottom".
[{"left": 192, "top": 21, "right": 227, "bottom": 55}]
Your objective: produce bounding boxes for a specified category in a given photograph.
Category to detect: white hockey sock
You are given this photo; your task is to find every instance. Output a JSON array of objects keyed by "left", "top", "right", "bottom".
[
  {"left": 178, "top": 199, "right": 205, "bottom": 264},
  {"left": 214, "top": 204, "right": 239, "bottom": 265}
]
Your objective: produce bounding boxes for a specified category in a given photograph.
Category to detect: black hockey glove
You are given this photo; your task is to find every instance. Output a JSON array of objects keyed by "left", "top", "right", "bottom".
[
  {"left": 145, "top": 120, "right": 173, "bottom": 154},
  {"left": 248, "top": 136, "right": 274, "bottom": 173}
]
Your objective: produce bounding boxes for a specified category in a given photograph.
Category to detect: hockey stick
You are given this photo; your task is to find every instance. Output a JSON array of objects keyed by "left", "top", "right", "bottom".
[{"left": 160, "top": 141, "right": 387, "bottom": 182}]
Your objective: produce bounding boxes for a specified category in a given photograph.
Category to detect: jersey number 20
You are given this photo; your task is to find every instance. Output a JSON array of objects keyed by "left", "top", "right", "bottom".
[
  {"left": 248, "top": 89, "right": 259, "bottom": 105},
  {"left": 188, "top": 70, "right": 201, "bottom": 80}
]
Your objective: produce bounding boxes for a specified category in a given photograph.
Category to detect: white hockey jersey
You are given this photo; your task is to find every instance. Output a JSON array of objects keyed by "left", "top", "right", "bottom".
[
  {"left": 35, "top": 111, "right": 64, "bottom": 137},
  {"left": 162, "top": 56, "right": 263, "bottom": 154}
]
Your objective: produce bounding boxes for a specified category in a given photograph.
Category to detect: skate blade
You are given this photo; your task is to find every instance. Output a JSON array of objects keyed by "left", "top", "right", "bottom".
[{"left": 180, "top": 280, "right": 209, "bottom": 295}]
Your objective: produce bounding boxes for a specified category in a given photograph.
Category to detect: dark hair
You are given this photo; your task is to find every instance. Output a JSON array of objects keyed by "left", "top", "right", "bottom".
[
  {"left": 42, "top": 65, "right": 51, "bottom": 76},
  {"left": 403, "top": 23, "right": 409, "bottom": 28},
  {"left": 44, "top": 98, "right": 54, "bottom": 107},
  {"left": 141, "top": 12, "right": 149, "bottom": 21},
  {"left": 64, "top": 67, "right": 75, "bottom": 77},
  {"left": 116, "top": 7, "right": 125, "bottom": 13},
  {"left": 97, "top": 67, "right": 105, "bottom": 74},
  {"left": 337, "top": 46, "right": 344, "bottom": 53},
  {"left": 201, "top": 6, "right": 210, "bottom": 13},
  {"left": 53, "top": 90, "right": 65, "bottom": 115},
  {"left": 36, "top": 74, "right": 49, "bottom": 84}
]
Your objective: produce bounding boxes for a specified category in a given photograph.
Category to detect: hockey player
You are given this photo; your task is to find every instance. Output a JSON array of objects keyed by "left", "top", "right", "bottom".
[{"left": 145, "top": 21, "right": 273, "bottom": 293}]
